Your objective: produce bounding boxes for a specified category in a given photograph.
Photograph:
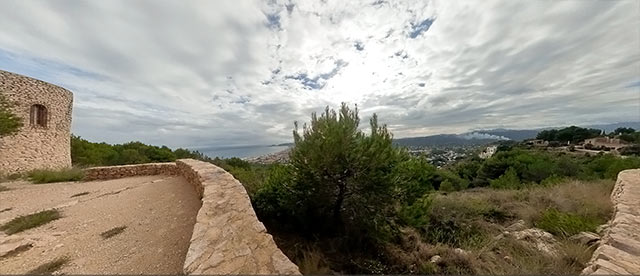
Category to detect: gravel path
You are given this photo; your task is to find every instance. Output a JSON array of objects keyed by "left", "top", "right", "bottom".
[{"left": 0, "top": 175, "right": 200, "bottom": 274}]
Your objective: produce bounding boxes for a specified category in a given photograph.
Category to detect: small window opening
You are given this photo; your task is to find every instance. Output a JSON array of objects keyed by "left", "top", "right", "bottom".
[{"left": 30, "top": 104, "right": 47, "bottom": 127}]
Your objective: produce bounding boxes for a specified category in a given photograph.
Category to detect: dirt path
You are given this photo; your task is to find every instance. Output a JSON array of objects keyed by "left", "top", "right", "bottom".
[{"left": 0, "top": 175, "right": 200, "bottom": 274}]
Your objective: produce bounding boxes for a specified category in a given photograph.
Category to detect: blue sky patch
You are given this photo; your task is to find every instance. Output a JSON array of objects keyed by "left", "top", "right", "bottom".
[
  {"left": 409, "top": 18, "right": 435, "bottom": 38},
  {"left": 265, "top": 12, "right": 281, "bottom": 30}
]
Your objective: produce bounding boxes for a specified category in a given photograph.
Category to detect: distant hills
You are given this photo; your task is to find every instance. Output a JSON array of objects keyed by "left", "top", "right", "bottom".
[{"left": 394, "top": 121, "right": 640, "bottom": 147}]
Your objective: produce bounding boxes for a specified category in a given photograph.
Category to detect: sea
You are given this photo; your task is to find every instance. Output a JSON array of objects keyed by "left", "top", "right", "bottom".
[{"left": 199, "top": 145, "right": 289, "bottom": 159}]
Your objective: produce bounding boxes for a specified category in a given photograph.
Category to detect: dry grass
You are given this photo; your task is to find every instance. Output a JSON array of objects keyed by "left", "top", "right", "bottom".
[
  {"left": 0, "top": 172, "right": 23, "bottom": 183},
  {"left": 100, "top": 226, "right": 127, "bottom": 239},
  {"left": 385, "top": 179, "right": 613, "bottom": 275},
  {"left": 70, "top": 191, "right": 90, "bottom": 198},
  {"left": 0, "top": 243, "right": 33, "bottom": 259},
  {"left": 431, "top": 179, "right": 614, "bottom": 229},
  {"left": 386, "top": 228, "right": 476, "bottom": 274},
  {"left": 28, "top": 257, "right": 70, "bottom": 274},
  {"left": 0, "top": 209, "right": 62, "bottom": 235},
  {"left": 296, "top": 246, "right": 332, "bottom": 275},
  {"left": 28, "top": 168, "right": 85, "bottom": 184}
]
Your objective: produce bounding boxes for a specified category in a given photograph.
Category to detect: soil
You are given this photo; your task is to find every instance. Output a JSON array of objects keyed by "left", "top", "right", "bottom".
[{"left": 0, "top": 175, "right": 200, "bottom": 274}]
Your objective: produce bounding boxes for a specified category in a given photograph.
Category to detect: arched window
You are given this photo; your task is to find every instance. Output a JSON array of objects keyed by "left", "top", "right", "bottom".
[{"left": 30, "top": 104, "right": 47, "bottom": 127}]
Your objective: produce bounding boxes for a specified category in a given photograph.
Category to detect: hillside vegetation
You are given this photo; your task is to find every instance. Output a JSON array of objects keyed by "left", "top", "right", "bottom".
[
  {"left": 65, "top": 104, "right": 639, "bottom": 274},
  {"left": 237, "top": 104, "right": 636, "bottom": 274}
]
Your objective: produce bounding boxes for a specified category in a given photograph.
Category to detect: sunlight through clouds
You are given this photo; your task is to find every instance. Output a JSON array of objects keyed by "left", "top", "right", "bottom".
[{"left": 0, "top": 0, "right": 637, "bottom": 148}]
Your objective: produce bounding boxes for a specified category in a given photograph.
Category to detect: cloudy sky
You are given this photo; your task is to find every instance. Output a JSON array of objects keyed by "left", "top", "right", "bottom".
[{"left": 0, "top": 0, "right": 638, "bottom": 149}]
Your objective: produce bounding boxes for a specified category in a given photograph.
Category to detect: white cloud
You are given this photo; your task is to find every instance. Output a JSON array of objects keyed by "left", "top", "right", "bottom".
[{"left": 0, "top": 0, "right": 638, "bottom": 149}]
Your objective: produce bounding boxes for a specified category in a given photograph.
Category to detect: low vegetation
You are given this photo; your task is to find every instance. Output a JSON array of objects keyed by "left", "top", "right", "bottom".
[
  {"left": 0, "top": 185, "right": 9, "bottom": 192},
  {"left": 0, "top": 172, "right": 23, "bottom": 184},
  {"left": 27, "top": 257, "right": 70, "bottom": 275},
  {"left": 71, "top": 135, "right": 212, "bottom": 166},
  {"left": 0, "top": 94, "right": 23, "bottom": 138},
  {"left": 536, "top": 126, "right": 602, "bottom": 144},
  {"left": 0, "top": 209, "right": 62, "bottom": 235},
  {"left": 28, "top": 168, "right": 86, "bottom": 184},
  {"left": 70, "top": 191, "right": 90, "bottom": 198},
  {"left": 230, "top": 105, "right": 628, "bottom": 274},
  {"left": 63, "top": 104, "right": 637, "bottom": 274},
  {"left": 100, "top": 226, "right": 127, "bottom": 239}
]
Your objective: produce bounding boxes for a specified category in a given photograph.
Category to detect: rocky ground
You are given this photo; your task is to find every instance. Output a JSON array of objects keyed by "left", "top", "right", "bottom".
[{"left": 0, "top": 175, "right": 200, "bottom": 274}]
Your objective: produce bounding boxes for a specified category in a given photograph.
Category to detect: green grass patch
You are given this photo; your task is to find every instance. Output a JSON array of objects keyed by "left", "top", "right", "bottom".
[
  {"left": 100, "top": 226, "right": 127, "bottom": 239},
  {"left": 0, "top": 209, "right": 62, "bottom": 235},
  {"left": 28, "top": 168, "right": 85, "bottom": 184},
  {"left": 28, "top": 257, "right": 69, "bottom": 274},
  {"left": 70, "top": 191, "right": 89, "bottom": 198},
  {"left": 535, "top": 208, "right": 601, "bottom": 237}
]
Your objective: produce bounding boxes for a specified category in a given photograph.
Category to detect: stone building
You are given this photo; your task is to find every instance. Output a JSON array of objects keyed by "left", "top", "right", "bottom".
[{"left": 0, "top": 70, "right": 73, "bottom": 174}]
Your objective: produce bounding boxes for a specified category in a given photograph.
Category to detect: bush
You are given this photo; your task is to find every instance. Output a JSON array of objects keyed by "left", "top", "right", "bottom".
[
  {"left": 255, "top": 104, "right": 403, "bottom": 240},
  {"left": 393, "top": 157, "right": 437, "bottom": 204},
  {"left": 1, "top": 209, "right": 62, "bottom": 234},
  {"left": 28, "top": 168, "right": 85, "bottom": 184},
  {"left": 535, "top": 208, "right": 600, "bottom": 237},
  {"left": 490, "top": 167, "right": 521, "bottom": 189},
  {"left": 398, "top": 194, "right": 434, "bottom": 228},
  {"left": 620, "top": 145, "right": 640, "bottom": 156},
  {"left": 0, "top": 94, "right": 22, "bottom": 137},
  {"left": 583, "top": 155, "right": 640, "bottom": 179},
  {"left": 71, "top": 136, "right": 214, "bottom": 166},
  {"left": 253, "top": 164, "right": 297, "bottom": 221}
]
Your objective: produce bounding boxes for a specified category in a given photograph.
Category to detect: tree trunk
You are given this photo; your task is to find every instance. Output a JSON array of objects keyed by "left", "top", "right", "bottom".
[{"left": 333, "top": 182, "right": 346, "bottom": 226}]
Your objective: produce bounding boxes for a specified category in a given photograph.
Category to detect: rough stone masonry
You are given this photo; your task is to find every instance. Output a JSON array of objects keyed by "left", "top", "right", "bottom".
[
  {"left": 582, "top": 169, "right": 640, "bottom": 275},
  {"left": 0, "top": 70, "right": 73, "bottom": 174},
  {"left": 83, "top": 160, "right": 301, "bottom": 274}
]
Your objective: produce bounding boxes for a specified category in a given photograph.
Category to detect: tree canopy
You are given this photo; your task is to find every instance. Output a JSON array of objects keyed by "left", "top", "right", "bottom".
[{"left": 536, "top": 126, "right": 602, "bottom": 143}]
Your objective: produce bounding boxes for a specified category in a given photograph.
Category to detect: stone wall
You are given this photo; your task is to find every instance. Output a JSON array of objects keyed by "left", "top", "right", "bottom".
[
  {"left": 0, "top": 70, "right": 73, "bottom": 174},
  {"left": 582, "top": 169, "right": 640, "bottom": 275},
  {"left": 176, "top": 159, "right": 300, "bottom": 274},
  {"left": 83, "top": 163, "right": 178, "bottom": 181},
  {"left": 81, "top": 160, "right": 300, "bottom": 274}
]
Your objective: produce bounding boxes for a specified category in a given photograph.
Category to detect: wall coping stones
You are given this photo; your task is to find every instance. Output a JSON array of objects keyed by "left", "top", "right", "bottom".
[
  {"left": 582, "top": 169, "right": 640, "bottom": 275},
  {"left": 81, "top": 160, "right": 300, "bottom": 274},
  {"left": 83, "top": 162, "right": 178, "bottom": 181},
  {"left": 176, "top": 159, "right": 300, "bottom": 274}
]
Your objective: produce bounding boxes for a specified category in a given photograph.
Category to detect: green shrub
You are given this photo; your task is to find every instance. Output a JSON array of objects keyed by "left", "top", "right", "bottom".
[
  {"left": 71, "top": 136, "right": 216, "bottom": 166},
  {"left": 28, "top": 168, "right": 85, "bottom": 184},
  {"left": 398, "top": 194, "right": 434, "bottom": 228},
  {"left": 0, "top": 94, "right": 22, "bottom": 137},
  {"left": 582, "top": 155, "right": 640, "bottom": 179},
  {"left": 439, "top": 180, "right": 455, "bottom": 192},
  {"left": 393, "top": 157, "right": 437, "bottom": 204},
  {"left": 226, "top": 165, "right": 269, "bottom": 197},
  {"left": 535, "top": 208, "right": 600, "bottom": 237},
  {"left": 540, "top": 175, "right": 565, "bottom": 186},
  {"left": 437, "top": 170, "right": 469, "bottom": 191},
  {"left": 490, "top": 167, "right": 521, "bottom": 189},
  {"left": 253, "top": 164, "right": 297, "bottom": 220},
  {"left": 256, "top": 104, "right": 404, "bottom": 241}
]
